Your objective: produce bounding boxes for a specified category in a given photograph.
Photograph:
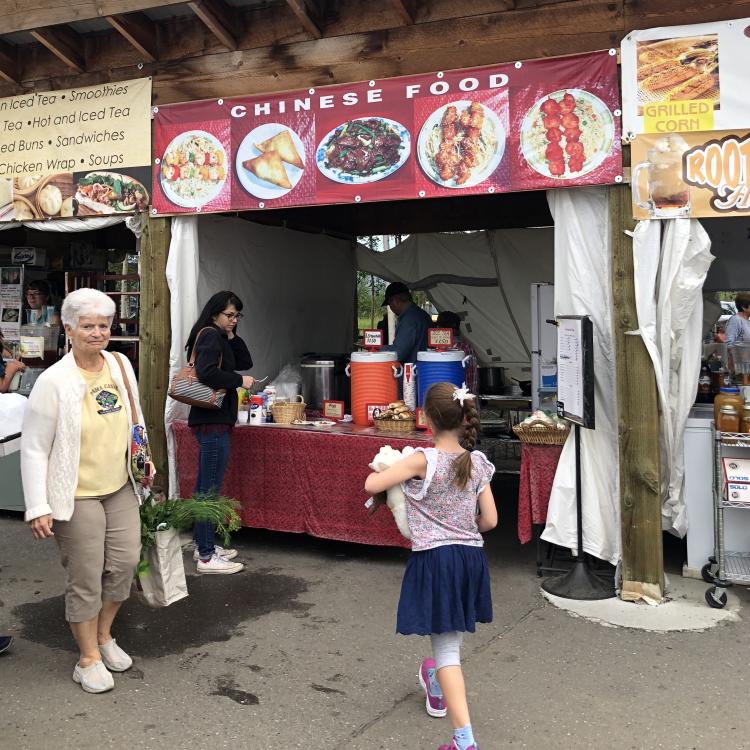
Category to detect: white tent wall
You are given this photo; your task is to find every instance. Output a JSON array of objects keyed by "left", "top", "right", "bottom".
[
  {"left": 541, "top": 187, "right": 621, "bottom": 564},
  {"left": 356, "top": 229, "right": 555, "bottom": 378},
  {"left": 701, "top": 217, "right": 750, "bottom": 292},
  {"left": 164, "top": 214, "right": 357, "bottom": 497}
]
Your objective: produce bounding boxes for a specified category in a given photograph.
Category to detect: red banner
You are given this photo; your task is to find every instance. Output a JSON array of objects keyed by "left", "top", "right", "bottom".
[{"left": 151, "top": 50, "right": 622, "bottom": 215}]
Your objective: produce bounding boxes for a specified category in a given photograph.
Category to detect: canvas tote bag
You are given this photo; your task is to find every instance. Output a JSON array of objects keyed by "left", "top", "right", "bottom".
[
  {"left": 136, "top": 526, "right": 189, "bottom": 608},
  {"left": 168, "top": 327, "right": 226, "bottom": 410}
]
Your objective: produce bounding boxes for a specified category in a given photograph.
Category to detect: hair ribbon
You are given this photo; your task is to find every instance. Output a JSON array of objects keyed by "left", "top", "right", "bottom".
[{"left": 452, "top": 383, "right": 475, "bottom": 406}]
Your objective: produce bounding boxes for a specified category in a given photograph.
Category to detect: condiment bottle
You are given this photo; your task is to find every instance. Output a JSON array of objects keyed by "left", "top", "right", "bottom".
[
  {"left": 714, "top": 387, "right": 744, "bottom": 426},
  {"left": 698, "top": 363, "right": 712, "bottom": 402},
  {"left": 742, "top": 404, "right": 750, "bottom": 434},
  {"left": 719, "top": 405, "right": 740, "bottom": 433}
]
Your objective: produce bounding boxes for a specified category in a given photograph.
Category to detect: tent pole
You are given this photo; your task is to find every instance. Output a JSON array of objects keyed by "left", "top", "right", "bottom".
[
  {"left": 610, "top": 178, "right": 664, "bottom": 602},
  {"left": 139, "top": 214, "right": 172, "bottom": 483}
]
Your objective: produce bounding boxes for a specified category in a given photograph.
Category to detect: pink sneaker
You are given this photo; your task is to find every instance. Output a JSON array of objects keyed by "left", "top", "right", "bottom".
[
  {"left": 418, "top": 658, "right": 447, "bottom": 718},
  {"left": 438, "top": 743, "right": 479, "bottom": 750}
]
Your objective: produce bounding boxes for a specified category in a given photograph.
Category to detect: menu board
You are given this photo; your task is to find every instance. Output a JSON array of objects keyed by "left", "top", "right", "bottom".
[
  {"left": 152, "top": 50, "right": 622, "bottom": 215},
  {"left": 0, "top": 265, "right": 23, "bottom": 339},
  {"left": 0, "top": 78, "right": 152, "bottom": 221},
  {"left": 557, "top": 315, "right": 595, "bottom": 429}
]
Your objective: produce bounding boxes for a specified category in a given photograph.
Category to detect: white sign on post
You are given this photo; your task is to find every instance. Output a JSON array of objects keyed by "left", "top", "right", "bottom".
[{"left": 556, "top": 315, "right": 595, "bottom": 429}]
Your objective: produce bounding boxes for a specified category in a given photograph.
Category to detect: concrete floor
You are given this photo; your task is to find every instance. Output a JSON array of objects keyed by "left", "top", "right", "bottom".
[{"left": 1, "top": 487, "right": 750, "bottom": 750}]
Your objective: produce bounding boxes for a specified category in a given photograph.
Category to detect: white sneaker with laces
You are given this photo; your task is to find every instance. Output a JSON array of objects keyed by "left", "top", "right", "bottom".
[
  {"left": 99, "top": 638, "right": 132, "bottom": 672},
  {"left": 193, "top": 545, "right": 238, "bottom": 562},
  {"left": 73, "top": 661, "right": 114, "bottom": 693},
  {"left": 197, "top": 554, "right": 244, "bottom": 575}
]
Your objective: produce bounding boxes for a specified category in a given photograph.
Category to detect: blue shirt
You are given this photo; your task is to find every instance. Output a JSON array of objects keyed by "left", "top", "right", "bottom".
[
  {"left": 725, "top": 314, "right": 750, "bottom": 346},
  {"left": 383, "top": 303, "right": 433, "bottom": 364}
]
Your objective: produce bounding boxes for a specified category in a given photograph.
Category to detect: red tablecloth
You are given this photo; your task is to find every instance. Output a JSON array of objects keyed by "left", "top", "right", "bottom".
[
  {"left": 172, "top": 421, "right": 431, "bottom": 549},
  {"left": 517, "top": 443, "right": 564, "bottom": 544}
]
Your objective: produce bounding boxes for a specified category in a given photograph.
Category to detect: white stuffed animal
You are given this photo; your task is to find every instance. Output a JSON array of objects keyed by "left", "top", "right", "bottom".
[{"left": 369, "top": 444, "right": 415, "bottom": 539}]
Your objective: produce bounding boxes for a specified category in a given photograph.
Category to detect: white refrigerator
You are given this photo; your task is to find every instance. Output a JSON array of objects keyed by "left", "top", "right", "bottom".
[{"left": 530, "top": 282, "right": 557, "bottom": 412}]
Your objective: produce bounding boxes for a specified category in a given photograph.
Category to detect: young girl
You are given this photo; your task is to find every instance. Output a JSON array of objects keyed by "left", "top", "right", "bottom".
[{"left": 365, "top": 381, "right": 497, "bottom": 750}]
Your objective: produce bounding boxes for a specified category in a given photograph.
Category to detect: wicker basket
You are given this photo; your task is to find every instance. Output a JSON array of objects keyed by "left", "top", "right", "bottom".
[
  {"left": 374, "top": 417, "right": 417, "bottom": 433},
  {"left": 271, "top": 395, "right": 306, "bottom": 424},
  {"left": 512, "top": 418, "right": 570, "bottom": 445}
]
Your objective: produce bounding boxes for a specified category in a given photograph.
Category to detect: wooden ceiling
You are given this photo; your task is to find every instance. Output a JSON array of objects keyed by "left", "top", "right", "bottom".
[{"left": 0, "top": 0, "right": 747, "bottom": 104}]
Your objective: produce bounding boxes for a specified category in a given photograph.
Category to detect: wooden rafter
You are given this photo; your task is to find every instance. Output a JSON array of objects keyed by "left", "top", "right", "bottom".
[
  {"left": 30, "top": 26, "right": 85, "bottom": 72},
  {"left": 391, "top": 0, "right": 416, "bottom": 24},
  {"left": 0, "top": 39, "right": 18, "bottom": 84},
  {"left": 285, "top": 0, "right": 322, "bottom": 39},
  {"left": 1, "top": 1, "right": 185, "bottom": 35},
  {"left": 188, "top": 0, "right": 238, "bottom": 50},
  {"left": 106, "top": 13, "right": 158, "bottom": 63}
]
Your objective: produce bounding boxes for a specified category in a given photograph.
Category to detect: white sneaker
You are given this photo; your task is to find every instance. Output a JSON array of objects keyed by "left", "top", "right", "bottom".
[
  {"left": 73, "top": 661, "right": 114, "bottom": 693},
  {"left": 197, "top": 554, "right": 244, "bottom": 575},
  {"left": 193, "top": 545, "right": 238, "bottom": 562},
  {"left": 99, "top": 638, "right": 132, "bottom": 672}
]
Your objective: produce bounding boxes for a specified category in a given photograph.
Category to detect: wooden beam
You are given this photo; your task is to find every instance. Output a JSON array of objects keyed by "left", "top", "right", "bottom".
[
  {"left": 30, "top": 26, "right": 85, "bottom": 72},
  {"left": 187, "top": 0, "right": 238, "bottom": 51},
  {"left": 285, "top": 0, "right": 323, "bottom": 39},
  {"left": 139, "top": 214, "right": 172, "bottom": 483},
  {"left": 0, "top": 39, "right": 19, "bottom": 84},
  {"left": 1, "top": 1, "right": 186, "bottom": 35},
  {"left": 391, "top": 0, "right": 416, "bottom": 24},
  {"left": 610, "top": 177, "right": 664, "bottom": 602},
  {"left": 106, "top": 13, "right": 158, "bottom": 63}
]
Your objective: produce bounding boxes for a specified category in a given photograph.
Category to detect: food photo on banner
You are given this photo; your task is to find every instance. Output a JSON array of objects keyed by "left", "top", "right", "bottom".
[
  {"left": 151, "top": 49, "right": 622, "bottom": 215},
  {"left": 621, "top": 17, "right": 750, "bottom": 220},
  {"left": 0, "top": 78, "right": 152, "bottom": 222}
]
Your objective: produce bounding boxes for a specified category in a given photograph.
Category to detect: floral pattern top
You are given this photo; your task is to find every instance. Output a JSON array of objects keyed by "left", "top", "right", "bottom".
[{"left": 403, "top": 448, "right": 495, "bottom": 552}]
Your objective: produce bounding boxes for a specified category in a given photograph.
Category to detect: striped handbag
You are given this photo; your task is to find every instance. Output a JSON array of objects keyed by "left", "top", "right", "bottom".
[{"left": 168, "top": 328, "right": 226, "bottom": 410}]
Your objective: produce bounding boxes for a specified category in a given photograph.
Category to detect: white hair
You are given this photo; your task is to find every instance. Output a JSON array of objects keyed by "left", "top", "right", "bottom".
[{"left": 61, "top": 288, "right": 116, "bottom": 329}]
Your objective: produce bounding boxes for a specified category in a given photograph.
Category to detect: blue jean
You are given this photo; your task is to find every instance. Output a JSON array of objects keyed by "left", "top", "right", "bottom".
[{"left": 192, "top": 429, "right": 232, "bottom": 560}]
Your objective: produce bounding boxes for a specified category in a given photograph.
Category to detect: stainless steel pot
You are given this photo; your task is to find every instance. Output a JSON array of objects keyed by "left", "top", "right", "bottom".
[
  {"left": 478, "top": 366, "right": 504, "bottom": 395},
  {"left": 301, "top": 359, "right": 335, "bottom": 411}
]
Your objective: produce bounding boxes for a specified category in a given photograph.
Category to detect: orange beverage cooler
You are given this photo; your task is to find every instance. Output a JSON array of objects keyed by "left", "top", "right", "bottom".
[{"left": 347, "top": 351, "right": 402, "bottom": 426}]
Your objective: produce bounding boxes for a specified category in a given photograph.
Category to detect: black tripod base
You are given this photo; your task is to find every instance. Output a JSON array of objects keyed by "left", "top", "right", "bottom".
[{"left": 541, "top": 559, "right": 615, "bottom": 600}]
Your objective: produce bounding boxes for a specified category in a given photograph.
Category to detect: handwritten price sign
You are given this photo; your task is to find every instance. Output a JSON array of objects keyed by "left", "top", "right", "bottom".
[
  {"left": 428, "top": 328, "right": 453, "bottom": 349},
  {"left": 363, "top": 329, "right": 384, "bottom": 349}
]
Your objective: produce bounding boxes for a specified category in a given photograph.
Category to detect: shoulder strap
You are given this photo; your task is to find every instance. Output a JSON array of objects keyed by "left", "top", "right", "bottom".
[
  {"left": 189, "top": 326, "right": 223, "bottom": 368},
  {"left": 114, "top": 353, "right": 137, "bottom": 421}
]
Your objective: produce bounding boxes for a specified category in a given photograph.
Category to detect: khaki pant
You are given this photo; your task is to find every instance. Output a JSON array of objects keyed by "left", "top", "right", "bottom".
[{"left": 54, "top": 483, "right": 141, "bottom": 623}]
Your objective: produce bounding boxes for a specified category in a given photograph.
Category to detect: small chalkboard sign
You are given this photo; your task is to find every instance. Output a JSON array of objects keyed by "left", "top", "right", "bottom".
[{"left": 556, "top": 315, "right": 595, "bottom": 429}]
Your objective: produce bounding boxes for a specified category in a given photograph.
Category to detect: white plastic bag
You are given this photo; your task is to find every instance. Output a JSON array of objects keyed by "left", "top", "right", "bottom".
[{"left": 271, "top": 362, "right": 302, "bottom": 401}]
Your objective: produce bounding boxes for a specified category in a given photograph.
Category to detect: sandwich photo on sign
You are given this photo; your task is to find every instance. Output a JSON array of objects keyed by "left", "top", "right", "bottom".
[{"left": 235, "top": 123, "right": 306, "bottom": 200}]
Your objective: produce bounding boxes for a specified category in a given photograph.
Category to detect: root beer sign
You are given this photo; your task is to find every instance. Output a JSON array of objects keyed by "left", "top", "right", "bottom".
[
  {"left": 151, "top": 50, "right": 622, "bottom": 215},
  {"left": 0, "top": 78, "right": 152, "bottom": 222}
]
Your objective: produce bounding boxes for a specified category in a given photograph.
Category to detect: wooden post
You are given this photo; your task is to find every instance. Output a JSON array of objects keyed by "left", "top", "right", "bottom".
[
  {"left": 610, "top": 183, "right": 664, "bottom": 601},
  {"left": 139, "top": 214, "right": 172, "bottom": 483}
]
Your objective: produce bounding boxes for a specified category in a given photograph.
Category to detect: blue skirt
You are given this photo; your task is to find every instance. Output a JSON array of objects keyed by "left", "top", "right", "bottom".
[{"left": 396, "top": 544, "right": 493, "bottom": 636}]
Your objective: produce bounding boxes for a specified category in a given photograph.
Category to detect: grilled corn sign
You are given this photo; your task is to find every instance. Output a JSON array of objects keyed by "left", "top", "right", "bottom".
[
  {"left": 0, "top": 78, "right": 151, "bottom": 221},
  {"left": 623, "top": 19, "right": 750, "bottom": 219},
  {"left": 151, "top": 51, "right": 622, "bottom": 216}
]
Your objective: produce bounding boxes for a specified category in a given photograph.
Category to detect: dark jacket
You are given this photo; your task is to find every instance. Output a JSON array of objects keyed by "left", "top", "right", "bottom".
[{"left": 188, "top": 325, "right": 253, "bottom": 427}]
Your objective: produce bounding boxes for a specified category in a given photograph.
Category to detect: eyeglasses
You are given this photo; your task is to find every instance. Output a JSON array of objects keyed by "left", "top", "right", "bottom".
[
  {"left": 26, "top": 291, "right": 44, "bottom": 297},
  {"left": 220, "top": 311, "right": 243, "bottom": 321}
]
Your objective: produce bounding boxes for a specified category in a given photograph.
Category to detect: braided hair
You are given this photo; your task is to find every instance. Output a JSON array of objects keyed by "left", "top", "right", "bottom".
[{"left": 423, "top": 382, "right": 479, "bottom": 490}]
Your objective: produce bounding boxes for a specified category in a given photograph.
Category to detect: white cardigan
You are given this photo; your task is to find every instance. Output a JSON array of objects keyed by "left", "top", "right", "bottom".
[{"left": 21, "top": 351, "right": 145, "bottom": 522}]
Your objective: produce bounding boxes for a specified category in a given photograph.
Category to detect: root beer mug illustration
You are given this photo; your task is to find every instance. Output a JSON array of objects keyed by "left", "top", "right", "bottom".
[{"left": 633, "top": 134, "right": 691, "bottom": 218}]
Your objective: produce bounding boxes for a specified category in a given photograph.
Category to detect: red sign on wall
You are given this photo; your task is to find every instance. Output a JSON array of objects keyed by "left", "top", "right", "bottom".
[{"left": 151, "top": 50, "right": 622, "bottom": 216}]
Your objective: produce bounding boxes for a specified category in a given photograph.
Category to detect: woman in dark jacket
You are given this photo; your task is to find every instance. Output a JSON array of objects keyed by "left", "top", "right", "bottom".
[{"left": 186, "top": 291, "right": 254, "bottom": 574}]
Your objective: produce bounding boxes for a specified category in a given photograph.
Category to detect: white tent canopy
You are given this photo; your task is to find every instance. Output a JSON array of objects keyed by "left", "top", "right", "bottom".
[{"left": 356, "top": 228, "right": 555, "bottom": 376}]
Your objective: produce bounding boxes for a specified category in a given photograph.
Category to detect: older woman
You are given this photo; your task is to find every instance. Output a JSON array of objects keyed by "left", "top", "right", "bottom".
[{"left": 21, "top": 288, "right": 145, "bottom": 694}]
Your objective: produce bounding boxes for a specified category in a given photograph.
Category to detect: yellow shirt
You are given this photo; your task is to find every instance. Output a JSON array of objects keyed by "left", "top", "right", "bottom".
[{"left": 75, "top": 361, "right": 130, "bottom": 498}]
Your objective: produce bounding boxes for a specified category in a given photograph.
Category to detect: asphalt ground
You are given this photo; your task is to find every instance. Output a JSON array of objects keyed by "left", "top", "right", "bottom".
[{"left": 2, "top": 477, "right": 750, "bottom": 750}]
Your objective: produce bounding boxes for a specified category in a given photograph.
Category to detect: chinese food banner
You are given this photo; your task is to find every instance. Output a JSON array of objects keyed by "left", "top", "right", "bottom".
[
  {"left": 151, "top": 51, "right": 622, "bottom": 215},
  {"left": 621, "top": 18, "right": 750, "bottom": 219},
  {"left": 0, "top": 77, "right": 152, "bottom": 222},
  {"left": 622, "top": 18, "right": 749, "bottom": 137}
]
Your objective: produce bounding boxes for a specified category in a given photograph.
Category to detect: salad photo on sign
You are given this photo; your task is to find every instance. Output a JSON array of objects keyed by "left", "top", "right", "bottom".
[{"left": 315, "top": 118, "right": 411, "bottom": 184}]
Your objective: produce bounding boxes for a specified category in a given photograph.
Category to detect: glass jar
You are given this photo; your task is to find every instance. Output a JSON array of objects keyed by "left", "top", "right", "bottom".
[
  {"left": 742, "top": 404, "right": 750, "bottom": 434},
  {"left": 714, "top": 387, "right": 744, "bottom": 426},
  {"left": 719, "top": 405, "right": 740, "bottom": 433}
]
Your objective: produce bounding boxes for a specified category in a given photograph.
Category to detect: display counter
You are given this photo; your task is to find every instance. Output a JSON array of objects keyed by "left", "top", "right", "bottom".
[{"left": 172, "top": 420, "right": 433, "bottom": 548}]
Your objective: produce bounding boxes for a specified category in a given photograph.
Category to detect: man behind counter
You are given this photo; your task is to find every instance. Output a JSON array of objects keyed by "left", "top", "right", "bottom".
[{"left": 381, "top": 282, "right": 433, "bottom": 364}]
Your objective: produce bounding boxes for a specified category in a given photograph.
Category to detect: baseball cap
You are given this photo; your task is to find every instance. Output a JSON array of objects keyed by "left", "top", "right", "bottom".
[{"left": 382, "top": 281, "right": 410, "bottom": 306}]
